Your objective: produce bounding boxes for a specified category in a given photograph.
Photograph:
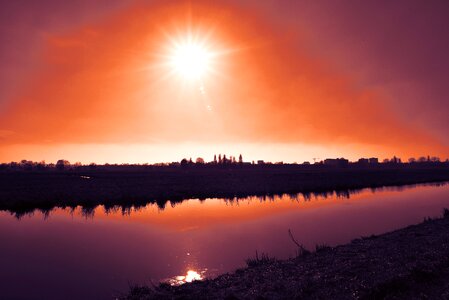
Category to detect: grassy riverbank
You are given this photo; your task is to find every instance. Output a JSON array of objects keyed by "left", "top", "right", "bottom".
[
  {"left": 127, "top": 209, "right": 449, "bottom": 299},
  {"left": 1, "top": 165, "right": 449, "bottom": 214}
]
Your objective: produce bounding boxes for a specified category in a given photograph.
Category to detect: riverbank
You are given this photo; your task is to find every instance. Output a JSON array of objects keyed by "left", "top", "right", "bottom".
[
  {"left": 1, "top": 165, "right": 449, "bottom": 214},
  {"left": 126, "top": 210, "right": 449, "bottom": 299}
]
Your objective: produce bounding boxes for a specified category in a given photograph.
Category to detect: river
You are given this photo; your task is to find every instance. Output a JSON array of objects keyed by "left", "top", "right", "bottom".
[{"left": 1, "top": 183, "right": 449, "bottom": 299}]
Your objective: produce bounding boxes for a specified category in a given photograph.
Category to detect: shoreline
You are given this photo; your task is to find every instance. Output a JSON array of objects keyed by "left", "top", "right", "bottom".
[
  {"left": 1, "top": 166, "right": 449, "bottom": 214},
  {"left": 3, "top": 181, "right": 448, "bottom": 219},
  {"left": 126, "top": 210, "right": 449, "bottom": 299}
]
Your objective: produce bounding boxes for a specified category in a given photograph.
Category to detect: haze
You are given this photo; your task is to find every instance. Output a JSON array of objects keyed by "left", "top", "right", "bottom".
[{"left": 1, "top": 0, "right": 448, "bottom": 164}]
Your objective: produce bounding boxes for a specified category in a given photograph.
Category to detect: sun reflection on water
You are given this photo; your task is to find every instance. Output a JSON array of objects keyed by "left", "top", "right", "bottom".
[{"left": 168, "top": 269, "right": 206, "bottom": 286}]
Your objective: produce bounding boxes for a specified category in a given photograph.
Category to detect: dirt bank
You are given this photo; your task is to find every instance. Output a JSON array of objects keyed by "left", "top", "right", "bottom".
[{"left": 126, "top": 210, "right": 449, "bottom": 299}]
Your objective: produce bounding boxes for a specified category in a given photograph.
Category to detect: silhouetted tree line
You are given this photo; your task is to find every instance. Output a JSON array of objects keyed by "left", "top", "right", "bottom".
[
  {"left": 0, "top": 155, "right": 448, "bottom": 172},
  {"left": 179, "top": 154, "right": 245, "bottom": 167}
]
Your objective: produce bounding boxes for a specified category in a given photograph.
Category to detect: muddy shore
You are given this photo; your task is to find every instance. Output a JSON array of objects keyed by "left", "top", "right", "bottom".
[{"left": 126, "top": 210, "right": 449, "bottom": 299}]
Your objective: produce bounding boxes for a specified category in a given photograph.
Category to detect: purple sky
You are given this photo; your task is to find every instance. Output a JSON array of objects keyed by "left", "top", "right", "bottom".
[{"left": 253, "top": 0, "right": 449, "bottom": 145}]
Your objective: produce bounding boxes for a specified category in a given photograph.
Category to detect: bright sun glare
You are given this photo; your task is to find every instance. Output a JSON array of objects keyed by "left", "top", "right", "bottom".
[
  {"left": 170, "top": 42, "right": 211, "bottom": 80},
  {"left": 170, "top": 270, "right": 204, "bottom": 286}
]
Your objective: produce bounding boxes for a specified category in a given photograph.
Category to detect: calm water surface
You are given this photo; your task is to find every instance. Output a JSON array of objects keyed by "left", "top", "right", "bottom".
[{"left": 1, "top": 183, "right": 449, "bottom": 299}]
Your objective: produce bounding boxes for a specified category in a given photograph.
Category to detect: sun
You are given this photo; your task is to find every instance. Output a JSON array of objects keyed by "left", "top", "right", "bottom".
[
  {"left": 160, "top": 26, "right": 234, "bottom": 84},
  {"left": 170, "top": 41, "right": 212, "bottom": 80}
]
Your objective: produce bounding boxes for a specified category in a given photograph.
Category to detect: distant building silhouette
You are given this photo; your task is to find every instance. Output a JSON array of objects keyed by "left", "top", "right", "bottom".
[
  {"left": 358, "top": 158, "right": 369, "bottom": 164},
  {"left": 357, "top": 158, "right": 378, "bottom": 166},
  {"left": 369, "top": 157, "right": 379, "bottom": 164},
  {"left": 324, "top": 158, "right": 349, "bottom": 167}
]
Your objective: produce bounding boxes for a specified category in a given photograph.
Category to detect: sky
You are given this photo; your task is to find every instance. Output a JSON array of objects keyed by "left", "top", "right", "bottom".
[{"left": 0, "top": 0, "right": 448, "bottom": 164}]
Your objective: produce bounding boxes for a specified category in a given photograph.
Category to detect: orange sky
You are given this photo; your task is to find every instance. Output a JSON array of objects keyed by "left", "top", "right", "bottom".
[{"left": 0, "top": 1, "right": 448, "bottom": 163}]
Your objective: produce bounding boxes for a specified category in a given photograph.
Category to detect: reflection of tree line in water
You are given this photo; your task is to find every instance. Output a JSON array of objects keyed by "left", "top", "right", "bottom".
[
  {"left": 2, "top": 165, "right": 449, "bottom": 216},
  {"left": 6, "top": 182, "right": 448, "bottom": 220}
]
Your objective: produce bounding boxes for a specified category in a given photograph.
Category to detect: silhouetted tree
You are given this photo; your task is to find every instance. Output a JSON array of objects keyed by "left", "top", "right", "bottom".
[
  {"left": 418, "top": 156, "right": 427, "bottom": 163},
  {"left": 36, "top": 161, "right": 46, "bottom": 170},
  {"left": 180, "top": 158, "right": 188, "bottom": 166},
  {"left": 239, "top": 154, "right": 243, "bottom": 164},
  {"left": 196, "top": 157, "right": 205, "bottom": 164},
  {"left": 56, "top": 159, "right": 70, "bottom": 170},
  {"left": 214, "top": 154, "right": 217, "bottom": 164},
  {"left": 19, "top": 160, "right": 34, "bottom": 171}
]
